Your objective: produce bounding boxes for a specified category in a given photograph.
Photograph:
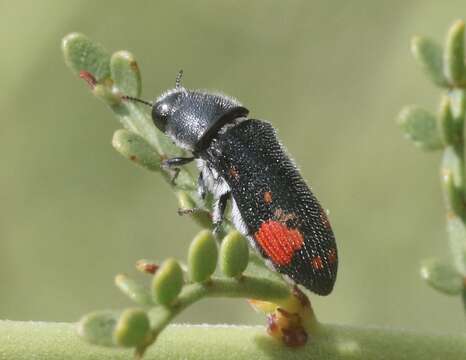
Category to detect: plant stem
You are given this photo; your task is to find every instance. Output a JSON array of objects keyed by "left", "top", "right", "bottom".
[
  {"left": 146, "top": 276, "right": 297, "bottom": 344},
  {"left": 2, "top": 320, "right": 466, "bottom": 360},
  {"left": 441, "top": 88, "right": 466, "bottom": 311}
]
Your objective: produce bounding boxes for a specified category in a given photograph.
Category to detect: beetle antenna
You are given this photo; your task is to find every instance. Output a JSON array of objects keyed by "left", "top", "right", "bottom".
[
  {"left": 175, "top": 69, "right": 184, "bottom": 89},
  {"left": 121, "top": 96, "right": 153, "bottom": 107}
]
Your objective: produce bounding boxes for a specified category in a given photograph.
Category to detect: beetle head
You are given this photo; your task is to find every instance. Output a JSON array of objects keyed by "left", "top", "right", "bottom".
[{"left": 124, "top": 71, "right": 249, "bottom": 152}]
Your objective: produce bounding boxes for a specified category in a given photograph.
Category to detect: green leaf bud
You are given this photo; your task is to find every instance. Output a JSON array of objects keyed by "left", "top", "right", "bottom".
[
  {"left": 411, "top": 36, "right": 448, "bottom": 87},
  {"left": 397, "top": 105, "right": 442, "bottom": 150},
  {"left": 220, "top": 231, "right": 249, "bottom": 277},
  {"left": 177, "top": 190, "right": 196, "bottom": 211},
  {"left": 442, "top": 169, "right": 465, "bottom": 217},
  {"left": 444, "top": 20, "right": 465, "bottom": 85},
  {"left": 446, "top": 213, "right": 466, "bottom": 276},
  {"left": 420, "top": 258, "right": 463, "bottom": 295},
  {"left": 438, "top": 96, "right": 458, "bottom": 146},
  {"left": 188, "top": 230, "right": 218, "bottom": 282},
  {"left": 152, "top": 258, "right": 184, "bottom": 305},
  {"left": 113, "top": 308, "right": 150, "bottom": 348},
  {"left": 177, "top": 191, "right": 213, "bottom": 228},
  {"left": 442, "top": 146, "right": 464, "bottom": 188},
  {"left": 115, "top": 274, "right": 153, "bottom": 306},
  {"left": 62, "top": 33, "right": 111, "bottom": 81},
  {"left": 112, "top": 129, "right": 161, "bottom": 171},
  {"left": 449, "top": 88, "right": 466, "bottom": 120},
  {"left": 111, "top": 51, "right": 142, "bottom": 97},
  {"left": 92, "top": 82, "right": 121, "bottom": 105},
  {"left": 77, "top": 310, "right": 119, "bottom": 347}
]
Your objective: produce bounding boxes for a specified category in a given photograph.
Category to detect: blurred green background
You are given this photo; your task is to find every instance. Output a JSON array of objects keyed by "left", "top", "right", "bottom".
[{"left": 1, "top": 0, "right": 465, "bottom": 333}]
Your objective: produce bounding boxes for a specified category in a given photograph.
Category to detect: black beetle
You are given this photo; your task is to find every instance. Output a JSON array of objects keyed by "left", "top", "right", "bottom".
[{"left": 124, "top": 71, "right": 337, "bottom": 295}]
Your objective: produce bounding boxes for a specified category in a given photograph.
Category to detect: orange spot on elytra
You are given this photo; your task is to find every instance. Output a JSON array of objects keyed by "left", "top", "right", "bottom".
[
  {"left": 264, "top": 191, "right": 273, "bottom": 205},
  {"left": 228, "top": 166, "right": 239, "bottom": 180},
  {"left": 311, "top": 256, "right": 324, "bottom": 270},
  {"left": 327, "top": 248, "right": 337, "bottom": 264},
  {"left": 254, "top": 220, "right": 304, "bottom": 265}
]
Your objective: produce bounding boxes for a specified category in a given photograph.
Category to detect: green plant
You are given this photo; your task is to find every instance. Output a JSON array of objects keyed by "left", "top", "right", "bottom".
[
  {"left": 397, "top": 20, "right": 466, "bottom": 309},
  {"left": 3, "top": 21, "right": 466, "bottom": 360},
  {"left": 62, "top": 32, "right": 318, "bottom": 358},
  {"left": 60, "top": 22, "right": 466, "bottom": 358}
]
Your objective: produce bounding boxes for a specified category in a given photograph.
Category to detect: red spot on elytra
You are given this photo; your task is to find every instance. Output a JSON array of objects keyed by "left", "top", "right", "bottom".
[
  {"left": 311, "top": 256, "right": 324, "bottom": 270},
  {"left": 327, "top": 248, "right": 337, "bottom": 264},
  {"left": 263, "top": 191, "right": 273, "bottom": 205},
  {"left": 228, "top": 166, "right": 239, "bottom": 180},
  {"left": 255, "top": 220, "right": 304, "bottom": 265}
]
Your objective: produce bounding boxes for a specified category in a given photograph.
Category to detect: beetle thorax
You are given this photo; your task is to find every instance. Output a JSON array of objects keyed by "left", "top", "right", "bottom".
[{"left": 152, "top": 88, "right": 248, "bottom": 152}]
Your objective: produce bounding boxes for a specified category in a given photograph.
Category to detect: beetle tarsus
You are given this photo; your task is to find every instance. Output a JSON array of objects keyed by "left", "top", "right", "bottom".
[
  {"left": 162, "top": 156, "right": 195, "bottom": 184},
  {"left": 162, "top": 156, "right": 195, "bottom": 168}
]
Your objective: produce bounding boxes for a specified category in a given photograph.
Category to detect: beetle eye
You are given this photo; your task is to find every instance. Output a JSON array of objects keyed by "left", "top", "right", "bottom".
[{"left": 152, "top": 102, "right": 170, "bottom": 132}]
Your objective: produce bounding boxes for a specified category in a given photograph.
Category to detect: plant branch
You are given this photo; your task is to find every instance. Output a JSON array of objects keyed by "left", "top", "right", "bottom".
[
  {"left": 399, "top": 20, "right": 466, "bottom": 311},
  {"left": 146, "top": 275, "right": 306, "bottom": 342},
  {"left": 2, "top": 320, "right": 466, "bottom": 360},
  {"left": 63, "top": 32, "right": 313, "bottom": 354}
]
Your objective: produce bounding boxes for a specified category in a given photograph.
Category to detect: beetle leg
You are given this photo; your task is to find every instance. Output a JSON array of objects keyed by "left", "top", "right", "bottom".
[
  {"left": 162, "top": 156, "right": 195, "bottom": 167},
  {"left": 177, "top": 207, "right": 209, "bottom": 216},
  {"left": 197, "top": 172, "right": 207, "bottom": 200},
  {"left": 161, "top": 156, "right": 195, "bottom": 184},
  {"left": 213, "top": 192, "right": 230, "bottom": 236}
]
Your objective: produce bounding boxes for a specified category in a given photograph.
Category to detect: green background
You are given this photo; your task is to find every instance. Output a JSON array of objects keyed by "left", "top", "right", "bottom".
[{"left": 1, "top": 0, "right": 464, "bottom": 333}]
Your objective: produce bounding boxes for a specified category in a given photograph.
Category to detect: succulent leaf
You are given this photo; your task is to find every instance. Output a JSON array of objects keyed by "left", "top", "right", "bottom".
[
  {"left": 420, "top": 258, "right": 464, "bottom": 295},
  {"left": 220, "top": 231, "right": 250, "bottom": 277},
  {"left": 188, "top": 230, "right": 218, "bottom": 282},
  {"left": 411, "top": 36, "right": 448, "bottom": 87},
  {"left": 398, "top": 106, "right": 442, "bottom": 150},
  {"left": 152, "top": 258, "right": 184, "bottom": 305}
]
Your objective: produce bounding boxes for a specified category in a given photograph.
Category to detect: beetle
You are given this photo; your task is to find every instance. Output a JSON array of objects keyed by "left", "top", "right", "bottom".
[{"left": 124, "top": 71, "right": 338, "bottom": 296}]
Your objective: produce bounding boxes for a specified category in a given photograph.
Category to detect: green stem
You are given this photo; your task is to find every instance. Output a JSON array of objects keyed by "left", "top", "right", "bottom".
[
  {"left": 147, "top": 276, "right": 294, "bottom": 342},
  {"left": 463, "top": 286, "right": 466, "bottom": 313},
  {"left": 2, "top": 320, "right": 466, "bottom": 360},
  {"left": 441, "top": 88, "right": 466, "bottom": 311}
]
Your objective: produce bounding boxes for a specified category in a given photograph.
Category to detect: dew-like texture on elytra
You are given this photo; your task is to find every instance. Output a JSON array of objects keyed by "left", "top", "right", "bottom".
[{"left": 201, "top": 120, "right": 338, "bottom": 295}]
